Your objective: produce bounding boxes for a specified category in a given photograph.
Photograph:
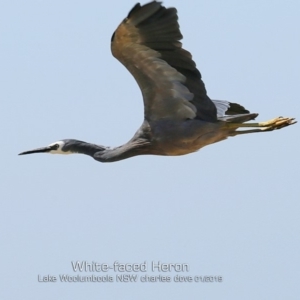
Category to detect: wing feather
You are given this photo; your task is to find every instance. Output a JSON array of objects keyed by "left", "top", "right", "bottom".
[{"left": 111, "top": 1, "right": 217, "bottom": 121}]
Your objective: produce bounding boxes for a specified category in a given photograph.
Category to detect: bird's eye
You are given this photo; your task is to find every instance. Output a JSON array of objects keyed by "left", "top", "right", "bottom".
[{"left": 54, "top": 144, "right": 59, "bottom": 150}]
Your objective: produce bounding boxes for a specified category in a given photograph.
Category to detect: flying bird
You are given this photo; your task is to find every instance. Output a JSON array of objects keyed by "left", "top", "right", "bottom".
[{"left": 19, "top": 1, "right": 296, "bottom": 162}]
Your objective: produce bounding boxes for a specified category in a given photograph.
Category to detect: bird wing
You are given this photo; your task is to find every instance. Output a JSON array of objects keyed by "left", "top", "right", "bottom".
[{"left": 111, "top": 1, "right": 217, "bottom": 122}]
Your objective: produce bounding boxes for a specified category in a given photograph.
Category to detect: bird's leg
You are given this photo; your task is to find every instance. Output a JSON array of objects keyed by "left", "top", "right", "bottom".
[
  {"left": 227, "top": 116, "right": 296, "bottom": 136},
  {"left": 230, "top": 128, "right": 274, "bottom": 136},
  {"left": 232, "top": 117, "right": 295, "bottom": 128}
]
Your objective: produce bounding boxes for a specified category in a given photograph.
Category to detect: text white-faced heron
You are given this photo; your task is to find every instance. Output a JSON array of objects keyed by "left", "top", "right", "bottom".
[{"left": 19, "top": 1, "right": 296, "bottom": 163}]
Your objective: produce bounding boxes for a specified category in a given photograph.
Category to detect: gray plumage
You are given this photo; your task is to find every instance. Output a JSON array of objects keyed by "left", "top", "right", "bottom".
[{"left": 19, "top": 1, "right": 296, "bottom": 163}]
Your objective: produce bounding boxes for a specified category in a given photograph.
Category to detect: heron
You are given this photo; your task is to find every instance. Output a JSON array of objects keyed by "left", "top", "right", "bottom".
[{"left": 19, "top": 1, "right": 296, "bottom": 163}]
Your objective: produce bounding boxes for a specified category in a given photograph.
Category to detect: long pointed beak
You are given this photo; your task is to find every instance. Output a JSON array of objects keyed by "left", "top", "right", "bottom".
[{"left": 19, "top": 146, "right": 52, "bottom": 155}]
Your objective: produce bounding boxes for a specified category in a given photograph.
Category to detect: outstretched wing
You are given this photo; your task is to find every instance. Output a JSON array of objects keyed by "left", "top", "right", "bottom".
[{"left": 111, "top": 1, "right": 217, "bottom": 122}]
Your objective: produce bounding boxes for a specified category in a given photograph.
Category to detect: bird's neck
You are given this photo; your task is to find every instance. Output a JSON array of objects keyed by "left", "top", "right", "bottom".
[
  {"left": 63, "top": 140, "right": 106, "bottom": 157},
  {"left": 94, "top": 138, "right": 151, "bottom": 163}
]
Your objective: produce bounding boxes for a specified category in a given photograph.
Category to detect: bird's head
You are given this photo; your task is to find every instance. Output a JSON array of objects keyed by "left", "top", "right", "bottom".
[
  {"left": 19, "top": 140, "right": 73, "bottom": 156},
  {"left": 19, "top": 139, "right": 107, "bottom": 157}
]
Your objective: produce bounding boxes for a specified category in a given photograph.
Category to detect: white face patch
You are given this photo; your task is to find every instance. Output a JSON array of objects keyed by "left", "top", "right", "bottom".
[{"left": 48, "top": 141, "right": 72, "bottom": 155}]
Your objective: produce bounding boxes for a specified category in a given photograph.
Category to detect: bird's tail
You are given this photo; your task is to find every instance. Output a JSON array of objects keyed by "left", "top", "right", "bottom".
[
  {"left": 218, "top": 113, "right": 259, "bottom": 123},
  {"left": 212, "top": 100, "right": 250, "bottom": 117}
]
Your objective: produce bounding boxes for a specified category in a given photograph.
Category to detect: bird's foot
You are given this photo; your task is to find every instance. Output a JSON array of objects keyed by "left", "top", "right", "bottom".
[
  {"left": 258, "top": 117, "right": 296, "bottom": 131},
  {"left": 229, "top": 116, "right": 296, "bottom": 136}
]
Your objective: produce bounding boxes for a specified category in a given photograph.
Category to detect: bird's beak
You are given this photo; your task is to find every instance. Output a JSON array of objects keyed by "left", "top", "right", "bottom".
[{"left": 19, "top": 146, "right": 53, "bottom": 155}]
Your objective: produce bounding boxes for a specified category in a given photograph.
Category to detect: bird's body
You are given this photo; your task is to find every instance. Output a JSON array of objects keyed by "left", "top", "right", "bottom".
[
  {"left": 98, "top": 119, "right": 228, "bottom": 162},
  {"left": 19, "top": 1, "right": 296, "bottom": 162}
]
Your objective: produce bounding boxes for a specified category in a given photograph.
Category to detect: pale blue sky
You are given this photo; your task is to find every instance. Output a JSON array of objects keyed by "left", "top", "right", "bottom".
[{"left": 1, "top": 0, "right": 299, "bottom": 299}]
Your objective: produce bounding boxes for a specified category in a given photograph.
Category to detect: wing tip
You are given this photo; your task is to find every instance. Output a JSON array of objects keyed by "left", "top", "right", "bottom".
[
  {"left": 127, "top": 1, "right": 164, "bottom": 25},
  {"left": 127, "top": 3, "right": 141, "bottom": 18}
]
